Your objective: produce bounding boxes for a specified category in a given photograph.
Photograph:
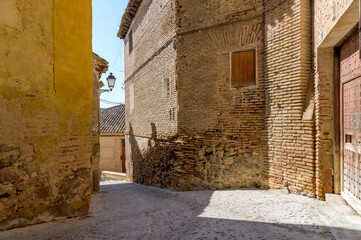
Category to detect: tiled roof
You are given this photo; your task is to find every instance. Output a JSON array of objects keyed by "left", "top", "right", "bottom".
[
  {"left": 118, "top": 0, "right": 143, "bottom": 39},
  {"left": 100, "top": 104, "right": 125, "bottom": 133}
]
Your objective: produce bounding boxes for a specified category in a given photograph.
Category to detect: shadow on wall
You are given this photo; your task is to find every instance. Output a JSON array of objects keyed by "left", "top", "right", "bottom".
[
  {"left": 128, "top": 123, "right": 176, "bottom": 188},
  {"left": 127, "top": 0, "right": 318, "bottom": 196},
  {"left": 262, "top": 0, "right": 317, "bottom": 197}
]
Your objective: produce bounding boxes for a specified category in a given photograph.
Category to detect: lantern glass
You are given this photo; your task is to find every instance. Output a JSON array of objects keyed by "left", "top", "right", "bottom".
[{"left": 106, "top": 73, "right": 116, "bottom": 90}]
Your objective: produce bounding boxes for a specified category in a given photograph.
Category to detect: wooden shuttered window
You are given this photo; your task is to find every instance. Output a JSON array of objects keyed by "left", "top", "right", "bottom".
[{"left": 231, "top": 50, "right": 256, "bottom": 87}]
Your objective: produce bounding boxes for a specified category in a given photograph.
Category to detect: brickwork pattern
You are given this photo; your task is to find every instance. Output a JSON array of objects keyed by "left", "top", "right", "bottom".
[
  {"left": 176, "top": 0, "right": 263, "bottom": 34},
  {"left": 124, "top": 0, "right": 177, "bottom": 80},
  {"left": 125, "top": 43, "right": 178, "bottom": 137},
  {"left": 125, "top": 0, "right": 267, "bottom": 189},
  {"left": 174, "top": 14, "right": 266, "bottom": 189},
  {"left": 263, "top": 0, "right": 315, "bottom": 197},
  {"left": 123, "top": 0, "right": 351, "bottom": 198},
  {"left": 124, "top": 0, "right": 178, "bottom": 181}
]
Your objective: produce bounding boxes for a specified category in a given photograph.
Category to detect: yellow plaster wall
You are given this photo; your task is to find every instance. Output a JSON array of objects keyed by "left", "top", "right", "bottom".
[
  {"left": 54, "top": 0, "right": 93, "bottom": 123},
  {"left": 0, "top": 0, "right": 93, "bottom": 230}
]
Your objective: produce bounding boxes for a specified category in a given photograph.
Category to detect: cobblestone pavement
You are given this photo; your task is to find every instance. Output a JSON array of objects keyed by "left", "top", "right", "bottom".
[{"left": 1, "top": 181, "right": 361, "bottom": 240}]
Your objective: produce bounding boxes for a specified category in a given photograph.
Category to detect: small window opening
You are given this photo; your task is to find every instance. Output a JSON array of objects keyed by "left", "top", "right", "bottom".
[
  {"left": 164, "top": 78, "right": 170, "bottom": 99},
  {"left": 346, "top": 134, "right": 353, "bottom": 143},
  {"left": 231, "top": 50, "right": 256, "bottom": 87}
]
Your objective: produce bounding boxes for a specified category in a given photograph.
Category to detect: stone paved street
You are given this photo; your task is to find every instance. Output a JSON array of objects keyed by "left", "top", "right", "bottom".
[{"left": 1, "top": 181, "right": 361, "bottom": 240}]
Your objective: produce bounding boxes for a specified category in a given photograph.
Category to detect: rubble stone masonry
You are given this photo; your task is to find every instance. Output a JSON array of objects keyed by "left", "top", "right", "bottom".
[
  {"left": 0, "top": 0, "right": 93, "bottom": 230},
  {"left": 122, "top": 0, "right": 356, "bottom": 199},
  {"left": 124, "top": 0, "right": 178, "bottom": 183},
  {"left": 174, "top": 0, "right": 266, "bottom": 190}
]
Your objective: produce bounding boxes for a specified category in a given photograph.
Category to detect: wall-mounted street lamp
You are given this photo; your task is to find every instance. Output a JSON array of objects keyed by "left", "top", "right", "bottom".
[{"left": 100, "top": 73, "right": 116, "bottom": 94}]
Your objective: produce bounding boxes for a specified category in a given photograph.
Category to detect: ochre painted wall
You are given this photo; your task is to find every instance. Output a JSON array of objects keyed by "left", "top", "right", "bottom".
[{"left": 0, "top": 0, "right": 93, "bottom": 230}]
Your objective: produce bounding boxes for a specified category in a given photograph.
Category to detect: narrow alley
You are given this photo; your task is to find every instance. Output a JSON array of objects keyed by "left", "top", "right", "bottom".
[
  {"left": 2, "top": 1, "right": 361, "bottom": 238},
  {"left": 1, "top": 181, "right": 361, "bottom": 240}
]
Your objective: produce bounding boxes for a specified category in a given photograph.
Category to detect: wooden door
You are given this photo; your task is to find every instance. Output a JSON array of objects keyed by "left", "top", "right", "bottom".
[{"left": 340, "top": 30, "right": 361, "bottom": 210}]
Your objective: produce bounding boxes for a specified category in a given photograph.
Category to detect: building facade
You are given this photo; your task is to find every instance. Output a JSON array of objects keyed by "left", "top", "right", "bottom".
[
  {"left": 91, "top": 53, "right": 109, "bottom": 192},
  {"left": 100, "top": 104, "right": 126, "bottom": 173},
  {"left": 0, "top": 0, "right": 93, "bottom": 230},
  {"left": 120, "top": 0, "right": 361, "bottom": 213}
]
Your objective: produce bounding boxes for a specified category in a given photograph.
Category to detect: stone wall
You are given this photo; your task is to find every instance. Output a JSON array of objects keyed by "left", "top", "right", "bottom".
[
  {"left": 91, "top": 53, "right": 109, "bottom": 192},
  {"left": 0, "top": 0, "right": 93, "bottom": 230},
  {"left": 124, "top": 0, "right": 268, "bottom": 190},
  {"left": 174, "top": 0, "right": 266, "bottom": 190},
  {"left": 122, "top": 0, "right": 356, "bottom": 198},
  {"left": 124, "top": 0, "right": 178, "bottom": 182}
]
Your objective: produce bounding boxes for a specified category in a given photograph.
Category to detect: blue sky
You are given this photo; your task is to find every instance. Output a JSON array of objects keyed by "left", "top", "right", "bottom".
[{"left": 92, "top": 0, "right": 127, "bottom": 108}]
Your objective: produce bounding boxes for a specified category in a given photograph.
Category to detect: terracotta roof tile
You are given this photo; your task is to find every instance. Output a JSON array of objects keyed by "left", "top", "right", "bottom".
[{"left": 100, "top": 104, "right": 125, "bottom": 133}]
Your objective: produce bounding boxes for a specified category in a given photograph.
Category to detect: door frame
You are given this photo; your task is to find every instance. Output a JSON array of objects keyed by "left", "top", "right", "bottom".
[{"left": 334, "top": 24, "right": 359, "bottom": 195}]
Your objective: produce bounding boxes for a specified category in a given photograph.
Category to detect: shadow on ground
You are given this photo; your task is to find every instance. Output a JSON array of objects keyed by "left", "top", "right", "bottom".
[{"left": 1, "top": 182, "right": 361, "bottom": 240}]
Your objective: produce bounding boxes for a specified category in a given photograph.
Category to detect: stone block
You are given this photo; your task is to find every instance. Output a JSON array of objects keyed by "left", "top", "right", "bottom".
[
  {"left": 212, "top": 181, "right": 224, "bottom": 189},
  {"left": 224, "top": 157, "right": 234, "bottom": 165},
  {"left": 209, "top": 155, "right": 220, "bottom": 164}
]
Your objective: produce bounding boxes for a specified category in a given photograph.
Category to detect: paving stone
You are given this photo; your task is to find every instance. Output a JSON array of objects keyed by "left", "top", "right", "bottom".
[{"left": 1, "top": 181, "right": 361, "bottom": 240}]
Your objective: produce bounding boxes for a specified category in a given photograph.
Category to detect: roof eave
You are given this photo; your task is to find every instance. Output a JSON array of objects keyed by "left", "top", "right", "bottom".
[{"left": 117, "top": 0, "right": 143, "bottom": 39}]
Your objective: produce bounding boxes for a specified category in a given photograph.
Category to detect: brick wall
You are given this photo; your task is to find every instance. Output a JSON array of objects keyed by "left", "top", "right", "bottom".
[
  {"left": 263, "top": 0, "right": 315, "bottom": 197},
  {"left": 124, "top": 0, "right": 177, "bottom": 79},
  {"left": 126, "top": 44, "right": 178, "bottom": 136},
  {"left": 124, "top": 0, "right": 268, "bottom": 189},
  {"left": 173, "top": 0, "right": 266, "bottom": 190},
  {"left": 313, "top": 0, "right": 355, "bottom": 197},
  {"left": 123, "top": 0, "right": 355, "bottom": 198},
  {"left": 176, "top": 0, "right": 263, "bottom": 33},
  {"left": 314, "top": 0, "right": 354, "bottom": 41},
  {"left": 124, "top": 0, "right": 178, "bottom": 183}
]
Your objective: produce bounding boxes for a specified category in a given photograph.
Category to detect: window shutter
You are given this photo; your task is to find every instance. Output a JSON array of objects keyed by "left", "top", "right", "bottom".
[{"left": 231, "top": 50, "right": 256, "bottom": 87}]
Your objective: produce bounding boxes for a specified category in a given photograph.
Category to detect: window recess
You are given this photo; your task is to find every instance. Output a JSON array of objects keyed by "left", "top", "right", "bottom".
[{"left": 231, "top": 50, "right": 256, "bottom": 87}]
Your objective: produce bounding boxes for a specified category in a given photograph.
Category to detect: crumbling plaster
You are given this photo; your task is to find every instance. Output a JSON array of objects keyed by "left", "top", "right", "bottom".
[{"left": 0, "top": 0, "right": 93, "bottom": 230}]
